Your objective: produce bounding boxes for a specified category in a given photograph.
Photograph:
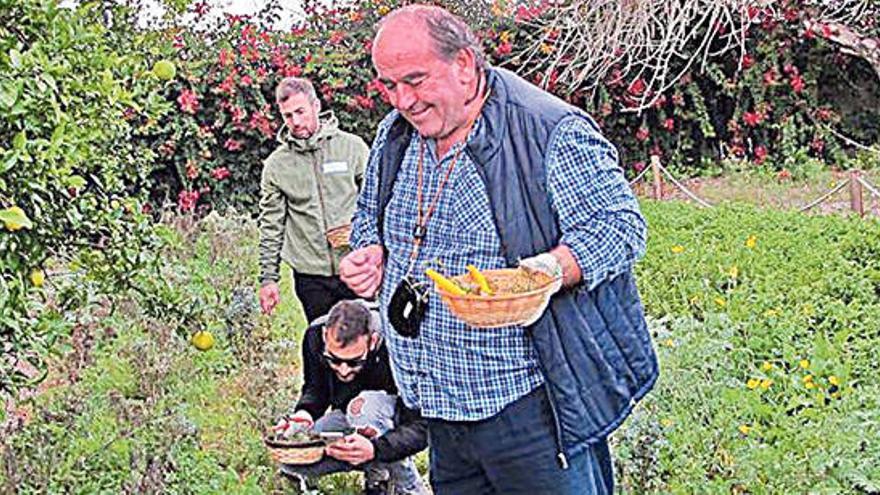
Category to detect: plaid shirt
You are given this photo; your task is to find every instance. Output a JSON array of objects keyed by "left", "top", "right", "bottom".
[{"left": 351, "top": 112, "right": 646, "bottom": 421}]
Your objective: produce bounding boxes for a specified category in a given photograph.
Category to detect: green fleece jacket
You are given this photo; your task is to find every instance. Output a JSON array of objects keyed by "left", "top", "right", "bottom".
[{"left": 258, "top": 112, "right": 369, "bottom": 284}]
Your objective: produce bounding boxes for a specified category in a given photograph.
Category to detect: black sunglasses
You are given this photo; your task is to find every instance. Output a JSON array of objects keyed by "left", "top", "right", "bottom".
[{"left": 322, "top": 348, "right": 370, "bottom": 369}]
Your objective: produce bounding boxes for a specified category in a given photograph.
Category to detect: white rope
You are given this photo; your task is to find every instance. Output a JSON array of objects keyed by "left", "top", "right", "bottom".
[
  {"left": 798, "top": 178, "right": 851, "bottom": 212},
  {"left": 628, "top": 166, "right": 651, "bottom": 186},
  {"left": 658, "top": 162, "right": 713, "bottom": 208},
  {"left": 856, "top": 176, "right": 880, "bottom": 199}
]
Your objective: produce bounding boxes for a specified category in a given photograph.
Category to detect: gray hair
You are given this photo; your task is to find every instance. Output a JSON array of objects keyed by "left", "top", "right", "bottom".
[
  {"left": 275, "top": 77, "right": 318, "bottom": 105},
  {"left": 378, "top": 5, "right": 487, "bottom": 70}
]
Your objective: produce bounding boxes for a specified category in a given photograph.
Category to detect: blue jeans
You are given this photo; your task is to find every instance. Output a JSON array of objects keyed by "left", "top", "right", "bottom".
[{"left": 427, "top": 386, "right": 614, "bottom": 495}]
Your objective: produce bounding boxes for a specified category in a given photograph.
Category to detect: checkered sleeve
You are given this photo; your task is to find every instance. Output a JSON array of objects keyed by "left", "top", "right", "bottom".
[
  {"left": 349, "top": 112, "right": 398, "bottom": 250},
  {"left": 546, "top": 116, "right": 647, "bottom": 290}
]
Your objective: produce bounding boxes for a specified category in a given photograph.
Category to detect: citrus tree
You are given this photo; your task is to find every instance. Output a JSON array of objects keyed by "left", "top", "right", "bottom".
[{"left": 0, "top": 0, "right": 167, "bottom": 396}]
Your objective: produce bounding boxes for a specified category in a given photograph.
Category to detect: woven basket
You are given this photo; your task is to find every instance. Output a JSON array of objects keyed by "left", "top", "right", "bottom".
[
  {"left": 264, "top": 436, "right": 325, "bottom": 465},
  {"left": 325, "top": 224, "right": 352, "bottom": 249},
  {"left": 435, "top": 268, "right": 559, "bottom": 328}
]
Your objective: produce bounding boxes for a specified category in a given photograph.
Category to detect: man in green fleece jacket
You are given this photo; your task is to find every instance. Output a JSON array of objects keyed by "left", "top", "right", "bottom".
[{"left": 259, "top": 77, "right": 370, "bottom": 323}]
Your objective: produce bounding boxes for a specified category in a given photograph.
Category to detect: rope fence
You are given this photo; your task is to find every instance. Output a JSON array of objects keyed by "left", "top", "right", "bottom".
[{"left": 629, "top": 155, "right": 880, "bottom": 218}]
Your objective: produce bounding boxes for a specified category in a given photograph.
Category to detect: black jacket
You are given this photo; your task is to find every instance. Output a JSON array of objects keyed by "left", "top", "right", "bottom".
[{"left": 294, "top": 324, "right": 427, "bottom": 463}]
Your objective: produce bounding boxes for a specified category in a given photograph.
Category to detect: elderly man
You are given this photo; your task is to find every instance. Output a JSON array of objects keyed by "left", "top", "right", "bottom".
[
  {"left": 258, "top": 77, "right": 369, "bottom": 323},
  {"left": 339, "top": 5, "right": 659, "bottom": 494},
  {"left": 275, "top": 300, "right": 428, "bottom": 495}
]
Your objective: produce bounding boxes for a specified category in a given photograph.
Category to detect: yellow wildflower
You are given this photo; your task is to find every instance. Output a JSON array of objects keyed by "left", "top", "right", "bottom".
[
  {"left": 805, "top": 382, "right": 815, "bottom": 390},
  {"left": 671, "top": 245, "right": 685, "bottom": 254},
  {"left": 661, "top": 418, "right": 673, "bottom": 428},
  {"left": 663, "top": 338, "right": 675, "bottom": 348},
  {"left": 830, "top": 391, "right": 840, "bottom": 399},
  {"left": 760, "top": 379, "right": 773, "bottom": 389},
  {"left": 500, "top": 30, "right": 511, "bottom": 43},
  {"left": 799, "top": 359, "right": 810, "bottom": 369},
  {"left": 377, "top": 5, "right": 390, "bottom": 15},
  {"left": 727, "top": 265, "right": 739, "bottom": 278},
  {"left": 745, "top": 235, "right": 757, "bottom": 249},
  {"left": 738, "top": 424, "right": 751, "bottom": 435},
  {"left": 761, "top": 362, "right": 773, "bottom": 372},
  {"left": 802, "top": 374, "right": 813, "bottom": 383},
  {"left": 829, "top": 375, "right": 840, "bottom": 386},
  {"left": 714, "top": 297, "right": 727, "bottom": 307},
  {"left": 746, "top": 378, "right": 760, "bottom": 390},
  {"left": 764, "top": 308, "right": 779, "bottom": 318},
  {"left": 540, "top": 43, "right": 554, "bottom": 54}
]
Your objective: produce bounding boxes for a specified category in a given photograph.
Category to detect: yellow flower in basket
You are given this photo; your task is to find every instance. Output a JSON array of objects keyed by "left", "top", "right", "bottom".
[{"left": 426, "top": 265, "right": 559, "bottom": 328}]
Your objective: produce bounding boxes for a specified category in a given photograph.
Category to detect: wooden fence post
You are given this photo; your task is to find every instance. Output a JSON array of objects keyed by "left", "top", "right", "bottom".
[
  {"left": 651, "top": 155, "right": 663, "bottom": 200},
  {"left": 850, "top": 169, "right": 864, "bottom": 217}
]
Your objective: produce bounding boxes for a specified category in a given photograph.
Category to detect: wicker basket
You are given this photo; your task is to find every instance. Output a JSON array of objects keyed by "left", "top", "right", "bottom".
[
  {"left": 264, "top": 435, "right": 325, "bottom": 465},
  {"left": 325, "top": 224, "right": 352, "bottom": 249},
  {"left": 435, "top": 268, "right": 559, "bottom": 328}
]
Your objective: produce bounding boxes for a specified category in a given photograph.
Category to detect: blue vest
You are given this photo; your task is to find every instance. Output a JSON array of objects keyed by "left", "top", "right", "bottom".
[{"left": 377, "top": 67, "right": 659, "bottom": 461}]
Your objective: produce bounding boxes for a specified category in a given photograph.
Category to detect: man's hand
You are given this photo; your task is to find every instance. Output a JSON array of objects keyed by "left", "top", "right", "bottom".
[
  {"left": 259, "top": 282, "right": 281, "bottom": 315},
  {"left": 272, "top": 410, "right": 314, "bottom": 438},
  {"left": 324, "top": 433, "right": 375, "bottom": 465},
  {"left": 339, "top": 245, "right": 384, "bottom": 298},
  {"left": 518, "top": 250, "right": 568, "bottom": 326}
]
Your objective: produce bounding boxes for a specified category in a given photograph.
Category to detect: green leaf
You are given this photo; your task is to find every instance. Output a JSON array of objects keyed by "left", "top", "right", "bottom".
[
  {"left": 9, "top": 49, "right": 22, "bottom": 69},
  {"left": 13, "top": 131, "right": 26, "bottom": 150},
  {"left": 0, "top": 206, "right": 33, "bottom": 230},
  {"left": 65, "top": 175, "right": 86, "bottom": 189}
]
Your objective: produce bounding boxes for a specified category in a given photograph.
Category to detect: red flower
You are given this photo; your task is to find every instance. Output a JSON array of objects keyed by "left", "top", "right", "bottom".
[
  {"left": 177, "top": 88, "right": 199, "bottom": 114},
  {"left": 790, "top": 74, "right": 805, "bottom": 93},
  {"left": 283, "top": 64, "right": 303, "bottom": 77},
  {"left": 230, "top": 105, "right": 247, "bottom": 124},
  {"left": 329, "top": 31, "right": 346, "bottom": 45},
  {"left": 216, "top": 73, "right": 236, "bottom": 95},
  {"left": 210, "top": 167, "right": 231, "bottom": 180},
  {"left": 256, "top": 66, "right": 268, "bottom": 81},
  {"left": 354, "top": 94, "right": 375, "bottom": 111},
  {"left": 662, "top": 118, "right": 675, "bottom": 131},
  {"left": 249, "top": 110, "right": 276, "bottom": 139},
  {"left": 743, "top": 111, "right": 763, "bottom": 127},
  {"left": 631, "top": 161, "right": 646, "bottom": 172},
  {"left": 240, "top": 74, "right": 253, "bottom": 86},
  {"left": 816, "top": 108, "right": 833, "bottom": 121},
  {"left": 753, "top": 145, "right": 768, "bottom": 164},
  {"left": 746, "top": 6, "right": 759, "bottom": 20},
  {"left": 671, "top": 94, "right": 684, "bottom": 107},
  {"left": 803, "top": 27, "right": 816, "bottom": 39},
  {"left": 627, "top": 78, "right": 646, "bottom": 96},
  {"left": 783, "top": 63, "right": 798, "bottom": 76},
  {"left": 741, "top": 54, "right": 755, "bottom": 69},
  {"left": 177, "top": 190, "right": 200, "bottom": 211},
  {"left": 635, "top": 127, "right": 650, "bottom": 142},
  {"left": 224, "top": 138, "right": 242, "bottom": 151},
  {"left": 821, "top": 24, "right": 835, "bottom": 38},
  {"left": 810, "top": 138, "right": 825, "bottom": 154},
  {"left": 652, "top": 95, "right": 667, "bottom": 109},
  {"left": 763, "top": 69, "right": 777, "bottom": 86},
  {"left": 363, "top": 39, "right": 373, "bottom": 54},
  {"left": 495, "top": 41, "right": 512, "bottom": 57},
  {"left": 219, "top": 48, "right": 234, "bottom": 67},
  {"left": 186, "top": 160, "right": 199, "bottom": 179}
]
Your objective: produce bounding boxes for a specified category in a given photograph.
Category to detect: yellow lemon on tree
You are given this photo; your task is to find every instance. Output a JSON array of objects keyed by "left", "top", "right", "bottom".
[
  {"left": 153, "top": 60, "right": 176, "bottom": 80},
  {"left": 191, "top": 330, "right": 215, "bottom": 351},
  {"left": 31, "top": 269, "right": 45, "bottom": 287},
  {"left": 1, "top": 206, "right": 32, "bottom": 231}
]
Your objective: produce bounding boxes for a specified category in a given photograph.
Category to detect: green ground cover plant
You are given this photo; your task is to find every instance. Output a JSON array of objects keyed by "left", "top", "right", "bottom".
[{"left": 3, "top": 202, "right": 877, "bottom": 493}]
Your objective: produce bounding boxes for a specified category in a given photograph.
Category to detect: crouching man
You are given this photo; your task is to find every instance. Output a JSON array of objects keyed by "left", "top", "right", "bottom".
[{"left": 274, "top": 300, "right": 428, "bottom": 495}]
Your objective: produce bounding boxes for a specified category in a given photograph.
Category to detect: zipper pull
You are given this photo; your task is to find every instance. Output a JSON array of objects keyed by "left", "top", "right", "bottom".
[{"left": 557, "top": 452, "right": 569, "bottom": 470}]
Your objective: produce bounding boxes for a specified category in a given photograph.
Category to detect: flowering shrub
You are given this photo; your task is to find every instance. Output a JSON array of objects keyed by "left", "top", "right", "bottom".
[{"left": 145, "top": 0, "right": 879, "bottom": 213}]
